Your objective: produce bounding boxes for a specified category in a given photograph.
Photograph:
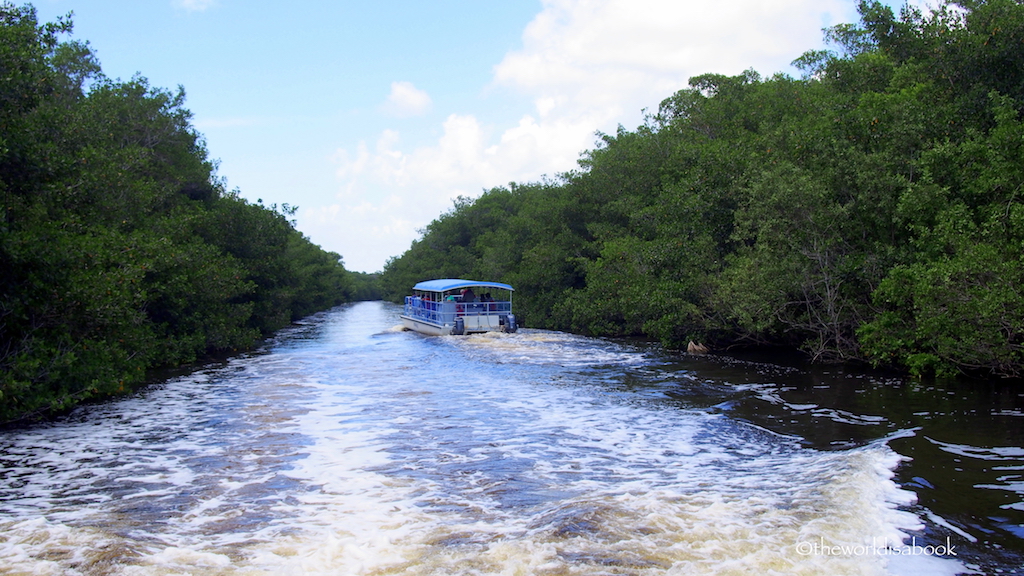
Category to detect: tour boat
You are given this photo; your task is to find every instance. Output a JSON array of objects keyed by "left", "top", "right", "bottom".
[{"left": 401, "top": 279, "right": 517, "bottom": 336}]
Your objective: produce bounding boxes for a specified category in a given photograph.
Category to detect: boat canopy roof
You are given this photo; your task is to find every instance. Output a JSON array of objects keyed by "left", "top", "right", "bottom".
[{"left": 413, "top": 279, "right": 514, "bottom": 293}]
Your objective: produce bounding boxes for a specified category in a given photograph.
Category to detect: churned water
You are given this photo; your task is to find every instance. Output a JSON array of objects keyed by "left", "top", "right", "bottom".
[{"left": 0, "top": 301, "right": 1003, "bottom": 574}]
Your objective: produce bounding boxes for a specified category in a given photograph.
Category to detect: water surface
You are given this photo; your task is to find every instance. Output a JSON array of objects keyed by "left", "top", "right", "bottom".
[{"left": 1, "top": 301, "right": 1014, "bottom": 574}]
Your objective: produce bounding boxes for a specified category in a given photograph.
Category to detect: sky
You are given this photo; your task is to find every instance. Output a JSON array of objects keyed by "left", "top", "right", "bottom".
[{"left": 32, "top": 0, "right": 923, "bottom": 273}]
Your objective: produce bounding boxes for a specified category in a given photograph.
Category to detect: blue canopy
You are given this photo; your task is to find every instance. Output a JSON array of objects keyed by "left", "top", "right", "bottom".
[{"left": 412, "top": 279, "right": 514, "bottom": 293}]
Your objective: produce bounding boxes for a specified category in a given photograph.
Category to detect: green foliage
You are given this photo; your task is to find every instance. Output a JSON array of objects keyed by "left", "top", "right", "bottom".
[
  {"left": 347, "top": 271, "right": 382, "bottom": 301},
  {"left": 859, "top": 91, "right": 1024, "bottom": 376},
  {"left": 382, "top": 0, "right": 1024, "bottom": 377},
  {"left": 0, "top": 4, "right": 354, "bottom": 423}
]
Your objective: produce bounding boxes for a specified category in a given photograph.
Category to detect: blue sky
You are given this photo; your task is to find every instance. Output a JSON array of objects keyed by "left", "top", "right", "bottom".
[{"left": 33, "top": 0, "right": 919, "bottom": 273}]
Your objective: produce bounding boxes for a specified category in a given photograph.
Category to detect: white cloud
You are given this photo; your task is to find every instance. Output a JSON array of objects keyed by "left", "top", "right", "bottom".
[
  {"left": 493, "top": 0, "right": 854, "bottom": 122},
  {"left": 173, "top": 0, "right": 215, "bottom": 12},
  {"left": 314, "top": 0, "right": 862, "bottom": 272},
  {"left": 331, "top": 142, "right": 370, "bottom": 183},
  {"left": 300, "top": 198, "right": 420, "bottom": 273},
  {"left": 380, "top": 81, "right": 433, "bottom": 118}
]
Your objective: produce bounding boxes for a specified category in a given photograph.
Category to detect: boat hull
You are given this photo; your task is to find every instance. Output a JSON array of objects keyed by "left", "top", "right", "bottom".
[
  {"left": 401, "top": 315, "right": 453, "bottom": 336},
  {"left": 400, "top": 313, "right": 515, "bottom": 336}
]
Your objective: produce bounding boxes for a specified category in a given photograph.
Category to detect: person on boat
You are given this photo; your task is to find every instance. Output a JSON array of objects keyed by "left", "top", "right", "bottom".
[{"left": 461, "top": 288, "right": 476, "bottom": 302}]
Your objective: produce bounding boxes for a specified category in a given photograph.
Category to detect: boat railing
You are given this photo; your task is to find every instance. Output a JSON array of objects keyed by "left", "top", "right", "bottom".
[{"left": 403, "top": 297, "right": 511, "bottom": 326}]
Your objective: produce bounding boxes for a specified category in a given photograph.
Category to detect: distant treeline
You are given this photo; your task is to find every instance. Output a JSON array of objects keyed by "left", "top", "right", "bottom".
[
  {"left": 382, "top": 0, "right": 1024, "bottom": 378},
  {"left": 0, "top": 5, "right": 379, "bottom": 423}
]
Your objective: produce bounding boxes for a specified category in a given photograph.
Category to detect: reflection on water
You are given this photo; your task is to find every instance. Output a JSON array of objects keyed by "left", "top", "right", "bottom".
[{"left": 0, "top": 301, "right": 1015, "bottom": 574}]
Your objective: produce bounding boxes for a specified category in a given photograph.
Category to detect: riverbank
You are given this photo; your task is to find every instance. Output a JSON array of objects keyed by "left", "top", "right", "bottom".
[
  {"left": 0, "top": 6, "right": 372, "bottom": 425},
  {"left": 378, "top": 1, "right": 1024, "bottom": 378}
]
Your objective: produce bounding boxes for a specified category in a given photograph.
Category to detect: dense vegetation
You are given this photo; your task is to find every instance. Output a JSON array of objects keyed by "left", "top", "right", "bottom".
[
  {"left": 0, "top": 5, "right": 366, "bottom": 423},
  {"left": 382, "top": 0, "right": 1024, "bottom": 378}
]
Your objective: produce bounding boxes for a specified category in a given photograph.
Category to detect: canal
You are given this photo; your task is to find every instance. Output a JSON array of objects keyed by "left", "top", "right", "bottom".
[{"left": 1, "top": 301, "right": 1019, "bottom": 574}]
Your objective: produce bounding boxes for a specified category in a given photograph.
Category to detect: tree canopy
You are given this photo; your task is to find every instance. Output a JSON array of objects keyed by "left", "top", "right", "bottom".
[
  {"left": 381, "top": 0, "right": 1024, "bottom": 378},
  {"left": 0, "top": 4, "right": 365, "bottom": 423}
]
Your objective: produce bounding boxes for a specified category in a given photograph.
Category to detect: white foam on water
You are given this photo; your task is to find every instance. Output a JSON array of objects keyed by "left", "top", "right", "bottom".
[
  {"left": 928, "top": 437, "right": 1024, "bottom": 460},
  {"left": 731, "top": 381, "right": 889, "bottom": 426},
  {"left": 926, "top": 436, "right": 1024, "bottom": 519},
  {"left": 457, "top": 329, "right": 648, "bottom": 369},
  {"left": 0, "top": 303, "right": 972, "bottom": 575}
]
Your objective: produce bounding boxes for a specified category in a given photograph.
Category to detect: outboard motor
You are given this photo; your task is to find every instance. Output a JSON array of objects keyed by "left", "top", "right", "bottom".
[
  {"left": 453, "top": 317, "right": 465, "bottom": 335},
  {"left": 500, "top": 314, "right": 518, "bottom": 333}
]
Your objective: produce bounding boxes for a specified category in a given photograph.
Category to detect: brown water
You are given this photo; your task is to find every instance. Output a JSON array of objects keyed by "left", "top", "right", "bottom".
[{"left": 0, "top": 301, "right": 1016, "bottom": 574}]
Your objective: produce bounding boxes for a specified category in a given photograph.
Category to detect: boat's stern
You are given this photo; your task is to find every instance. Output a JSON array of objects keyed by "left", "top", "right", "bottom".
[{"left": 401, "top": 314, "right": 453, "bottom": 336}]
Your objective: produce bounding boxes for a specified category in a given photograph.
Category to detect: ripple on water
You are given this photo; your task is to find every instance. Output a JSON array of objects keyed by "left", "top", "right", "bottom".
[{"left": 0, "top": 303, "right": 972, "bottom": 575}]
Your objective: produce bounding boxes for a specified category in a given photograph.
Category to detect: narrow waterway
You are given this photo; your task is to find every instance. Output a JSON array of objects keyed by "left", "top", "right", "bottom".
[{"left": 0, "top": 301, "right": 1018, "bottom": 574}]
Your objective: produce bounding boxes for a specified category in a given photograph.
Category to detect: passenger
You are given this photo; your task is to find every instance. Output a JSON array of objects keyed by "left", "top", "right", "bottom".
[{"left": 462, "top": 288, "right": 476, "bottom": 303}]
